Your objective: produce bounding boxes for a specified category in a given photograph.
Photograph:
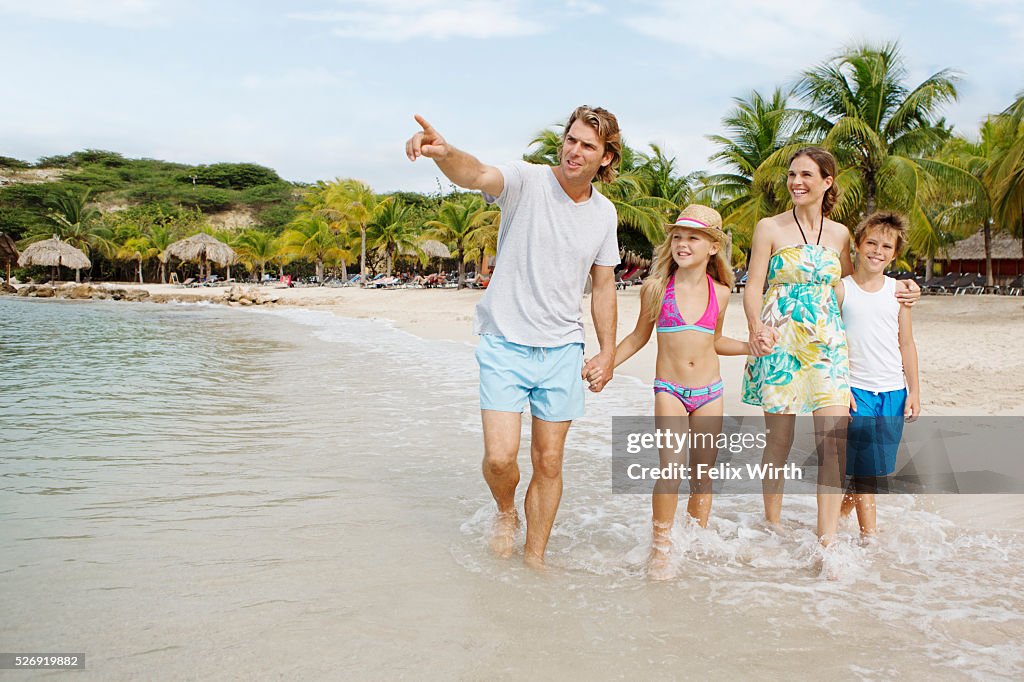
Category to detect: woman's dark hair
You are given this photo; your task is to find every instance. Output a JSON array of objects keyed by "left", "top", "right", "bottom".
[{"left": 789, "top": 147, "right": 839, "bottom": 216}]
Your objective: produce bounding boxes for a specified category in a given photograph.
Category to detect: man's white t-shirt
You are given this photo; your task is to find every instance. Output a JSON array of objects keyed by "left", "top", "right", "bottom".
[{"left": 474, "top": 161, "right": 620, "bottom": 347}]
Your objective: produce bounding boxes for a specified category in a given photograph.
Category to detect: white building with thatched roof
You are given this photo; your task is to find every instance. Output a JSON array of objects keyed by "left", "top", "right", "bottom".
[{"left": 944, "top": 229, "right": 1024, "bottom": 284}]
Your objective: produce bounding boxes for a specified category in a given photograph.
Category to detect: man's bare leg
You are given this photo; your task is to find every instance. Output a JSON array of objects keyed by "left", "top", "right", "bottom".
[
  {"left": 481, "top": 410, "right": 523, "bottom": 558},
  {"left": 523, "top": 416, "right": 571, "bottom": 568}
]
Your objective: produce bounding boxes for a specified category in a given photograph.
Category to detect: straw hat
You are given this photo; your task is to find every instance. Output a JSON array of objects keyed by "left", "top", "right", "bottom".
[{"left": 666, "top": 204, "right": 726, "bottom": 243}]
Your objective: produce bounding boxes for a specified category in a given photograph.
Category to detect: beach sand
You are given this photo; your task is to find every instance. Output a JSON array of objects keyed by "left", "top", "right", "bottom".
[
  {"left": 122, "top": 282, "right": 1024, "bottom": 533},
  {"left": 132, "top": 282, "right": 1024, "bottom": 414}
]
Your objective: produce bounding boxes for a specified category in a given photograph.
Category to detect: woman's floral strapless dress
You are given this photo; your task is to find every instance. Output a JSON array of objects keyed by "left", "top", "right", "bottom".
[{"left": 742, "top": 245, "right": 850, "bottom": 413}]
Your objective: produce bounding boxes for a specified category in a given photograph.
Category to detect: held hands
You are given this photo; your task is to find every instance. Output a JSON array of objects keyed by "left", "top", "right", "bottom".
[
  {"left": 747, "top": 323, "right": 780, "bottom": 357},
  {"left": 905, "top": 392, "right": 921, "bottom": 422},
  {"left": 582, "top": 352, "right": 614, "bottom": 393},
  {"left": 895, "top": 279, "right": 922, "bottom": 307},
  {"left": 405, "top": 115, "right": 449, "bottom": 162}
]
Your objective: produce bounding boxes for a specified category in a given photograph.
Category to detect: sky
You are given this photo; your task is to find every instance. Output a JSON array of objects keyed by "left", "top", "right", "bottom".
[{"left": 1, "top": 0, "right": 1022, "bottom": 194}]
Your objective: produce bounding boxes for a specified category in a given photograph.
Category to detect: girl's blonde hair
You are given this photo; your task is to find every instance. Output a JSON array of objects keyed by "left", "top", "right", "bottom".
[{"left": 642, "top": 227, "right": 735, "bottom": 322}]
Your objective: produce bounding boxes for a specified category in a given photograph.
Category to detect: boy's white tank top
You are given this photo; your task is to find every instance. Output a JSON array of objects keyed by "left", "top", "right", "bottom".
[{"left": 841, "top": 275, "right": 906, "bottom": 392}]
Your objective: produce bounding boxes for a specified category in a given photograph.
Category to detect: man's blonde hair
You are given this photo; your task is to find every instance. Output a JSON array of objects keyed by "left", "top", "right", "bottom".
[{"left": 561, "top": 105, "right": 621, "bottom": 184}]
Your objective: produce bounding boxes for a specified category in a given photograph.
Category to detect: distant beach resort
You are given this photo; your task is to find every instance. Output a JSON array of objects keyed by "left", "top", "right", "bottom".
[{"left": 4, "top": 38, "right": 1024, "bottom": 680}]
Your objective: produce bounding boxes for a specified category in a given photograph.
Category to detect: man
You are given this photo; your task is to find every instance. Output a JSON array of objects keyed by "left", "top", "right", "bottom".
[{"left": 405, "top": 106, "right": 621, "bottom": 567}]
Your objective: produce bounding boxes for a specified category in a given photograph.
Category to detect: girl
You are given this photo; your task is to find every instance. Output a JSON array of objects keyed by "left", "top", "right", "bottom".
[{"left": 612, "top": 204, "right": 752, "bottom": 580}]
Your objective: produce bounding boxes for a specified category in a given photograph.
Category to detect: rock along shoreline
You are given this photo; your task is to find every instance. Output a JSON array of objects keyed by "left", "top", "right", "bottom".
[{"left": 2, "top": 283, "right": 281, "bottom": 307}]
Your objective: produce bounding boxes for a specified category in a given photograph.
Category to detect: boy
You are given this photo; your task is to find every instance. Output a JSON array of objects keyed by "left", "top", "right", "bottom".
[{"left": 835, "top": 211, "right": 921, "bottom": 537}]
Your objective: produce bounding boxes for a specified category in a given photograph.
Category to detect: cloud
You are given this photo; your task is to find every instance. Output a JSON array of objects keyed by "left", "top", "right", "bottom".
[
  {"left": 621, "top": 0, "right": 884, "bottom": 71},
  {"left": 0, "top": 0, "right": 170, "bottom": 28},
  {"left": 241, "top": 68, "right": 351, "bottom": 92},
  {"left": 288, "top": 0, "right": 545, "bottom": 41},
  {"left": 564, "top": 0, "right": 606, "bottom": 16}
]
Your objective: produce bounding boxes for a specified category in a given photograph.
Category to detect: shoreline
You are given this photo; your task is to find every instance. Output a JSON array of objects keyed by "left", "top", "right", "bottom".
[
  {"left": 14, "top": 280, "right": 1023, "bottom": 414},
  {"left": 7, "top": 282, "right": 1024, "bottom": 532}
]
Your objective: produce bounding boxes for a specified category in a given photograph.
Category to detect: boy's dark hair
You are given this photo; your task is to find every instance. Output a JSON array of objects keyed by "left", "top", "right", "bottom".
[{"left": 854, "top": 210, "right": 908, "bottom": 255}]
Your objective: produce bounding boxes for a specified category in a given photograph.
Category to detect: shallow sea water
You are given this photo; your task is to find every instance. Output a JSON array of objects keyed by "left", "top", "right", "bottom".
[{"left": 1, "top": 297, "right": 1022, "bottom": 680}]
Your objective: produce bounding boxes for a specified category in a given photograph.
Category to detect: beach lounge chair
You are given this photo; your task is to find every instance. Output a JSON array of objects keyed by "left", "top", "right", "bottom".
[
  {"left": 621, "top": 266, "right": 639, "bottom": 286},
  {"left": 733, "top": 268, "right": 747, "bottom": 293},
  {"left": 1003, "top": 274, "right": 1023, "bottom": 296},
  {"left": 923, "top": 272, "right": 958, "bottom": 294},
  {"left": 948, "top": 273, "right": 978, "bottom": 295},
  {"left": 626, "top": 268, "right": 646, "bottom": 287},
  {"left": 953, "top": 273, "right": 985, "bottom": 295}
]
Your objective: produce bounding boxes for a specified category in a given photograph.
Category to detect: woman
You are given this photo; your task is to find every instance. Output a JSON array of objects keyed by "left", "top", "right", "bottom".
[{"left": 741, "top": 147, "right": 918, "bottom": 546}]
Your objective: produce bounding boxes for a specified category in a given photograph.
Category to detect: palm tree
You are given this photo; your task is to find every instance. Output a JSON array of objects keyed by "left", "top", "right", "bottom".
[
  {"left": 597, "top": 172, "right": 677, "bottom": 245},
  {"left": 116, "top": 236, "right": 156, "bottom": 283},
  {"left": 704, "top": 88, "right": 801, "bottom": 244},
  {"left": 294, "top": 181, "right": 355, "bottom": 279},
  {"left": 424, "top": 194, "right": 499, "bottom": 289},
  {"left": 987, "top": 92, "right": 1024, "bottom": 251},
  {"left": 281, "top": 214, "right": 350, "bottom": 284},
  {"left": 523, "top": 127, "right": 562, "bottom": 166},
  {"left": 323, "top": 179, "right": 381, "bottom": 281},
  {"left": 634, "top": 144, "right": 696, "bottom": 210},
  {"left": 49, "top": 188, "right": 101, "bottom": 232},
  {"left": 933, "top": 117, "right": 1018, "bottom": 285},
  {"left": 790, "top": 41, "right": 975, "bottom": 227},
  {"left": 366, "top": 197, "right": 423, "bottom": 276},
  {"left": 25, "top": 188, "right": 112, "bottom": 281},
  {"left": 236, "top": 229, "right": 280, "bottom": 282},
  {"left": 522, "top": 125, "right": 674, "bottom": 247},
  {"left": 147, "top": 224, "right": 178, "bottom": 284}
]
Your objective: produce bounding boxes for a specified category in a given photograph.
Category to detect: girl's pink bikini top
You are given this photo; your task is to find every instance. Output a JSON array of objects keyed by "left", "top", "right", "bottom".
[{"left": 657, "top": 273, "right": 718, "bottom": 334}]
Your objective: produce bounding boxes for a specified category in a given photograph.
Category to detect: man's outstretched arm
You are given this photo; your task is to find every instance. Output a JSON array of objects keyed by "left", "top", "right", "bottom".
[{"left": 405, "top": 115, "right": 504, "bottom": 197}]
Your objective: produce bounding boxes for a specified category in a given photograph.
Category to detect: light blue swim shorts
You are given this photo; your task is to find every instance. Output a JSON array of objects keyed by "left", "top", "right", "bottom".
[{"left": 475, "top": 334, "right": 585, "bottom": 422}]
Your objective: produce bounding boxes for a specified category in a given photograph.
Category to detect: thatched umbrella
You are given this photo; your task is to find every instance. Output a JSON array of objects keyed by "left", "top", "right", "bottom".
[
  {"left": 164, "top": 233, "right": 237, "bottom": 280},
  {"left": 418, "top": 239, "right": 452, "bottom": 259},
  {"left": 18, "top": 235, "right": 91, "bottom": 283},
  {"left": 0, "top": 232, "right": 19, "bottom": 285}
]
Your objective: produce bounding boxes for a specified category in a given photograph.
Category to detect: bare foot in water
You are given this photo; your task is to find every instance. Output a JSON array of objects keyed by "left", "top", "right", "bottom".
[
  {"left": 523, "top": 552, "right": 546, "bottom": 571},
  {"left": 648, "top": 543, "right": 675, "bottom": 581},
  {"left": 814, "top": 541, "right": 843, "bottom": 581},
  {"left": 489, "top": 510, "right": 519, "bottom": 559}
]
